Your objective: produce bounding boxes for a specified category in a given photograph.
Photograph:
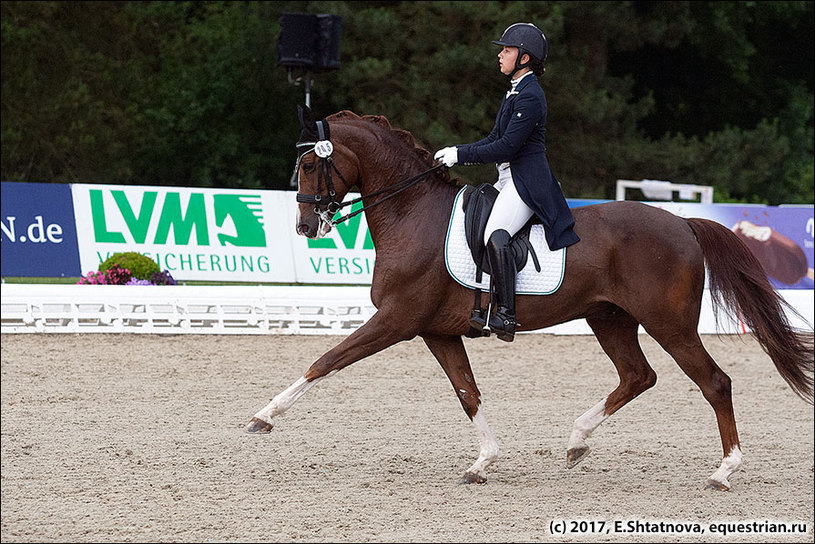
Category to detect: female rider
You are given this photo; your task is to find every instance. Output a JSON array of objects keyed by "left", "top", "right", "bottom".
[{"left": 434, "top": 22, "right": 580, "bottom": 342}]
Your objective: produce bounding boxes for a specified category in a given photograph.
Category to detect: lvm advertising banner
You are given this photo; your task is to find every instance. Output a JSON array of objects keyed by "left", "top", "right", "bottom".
[
  {"left": 71, "top": 184, "right": 296, "bottom": 282},
  {"left": 4, "top": 179, "right": 813, "bottom": 289},
  {"left": 1, "top": 181, "right": 82, "bottom": 277},
  {"left": 288, "top": 193, "right": 376, "bottom": 284}
]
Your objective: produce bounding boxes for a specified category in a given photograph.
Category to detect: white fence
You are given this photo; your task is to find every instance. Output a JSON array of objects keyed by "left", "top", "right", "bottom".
[
  {"left": 1, "top": 284, "right": 812, "bottom": 336},
  {"left": 0, "top": 285, "right": 375, "bottom": 335}
]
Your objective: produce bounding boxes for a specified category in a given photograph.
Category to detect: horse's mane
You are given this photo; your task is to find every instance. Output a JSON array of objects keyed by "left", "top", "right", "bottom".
[{"left": 327, "top": 110, "right": 460, "bottom": 187}]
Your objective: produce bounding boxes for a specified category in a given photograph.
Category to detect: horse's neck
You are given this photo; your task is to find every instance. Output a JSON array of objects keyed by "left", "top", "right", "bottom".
[{"left": 358, "top": 157, "right": 455, "bottom": 248}]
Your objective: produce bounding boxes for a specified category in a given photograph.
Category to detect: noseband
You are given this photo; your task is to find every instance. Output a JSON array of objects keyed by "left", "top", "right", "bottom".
[{"left": 295, "top": 119, "right": 446, "bottom": 226}]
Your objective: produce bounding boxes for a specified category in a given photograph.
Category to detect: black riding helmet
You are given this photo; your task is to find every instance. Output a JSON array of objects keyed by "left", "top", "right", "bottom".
[{"left": 492, "top": 22, "right": 548, "bottom": 77}]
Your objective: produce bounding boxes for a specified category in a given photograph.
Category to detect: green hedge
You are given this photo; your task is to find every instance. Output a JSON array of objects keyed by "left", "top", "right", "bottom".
[{"left": 99, "top": 252, "right": 160, "bottom": 280}]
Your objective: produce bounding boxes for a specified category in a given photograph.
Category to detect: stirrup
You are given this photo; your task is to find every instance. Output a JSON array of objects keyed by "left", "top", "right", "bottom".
[
  {"left": 469, "top": 308, "right": 491, "bottom": 336},
  {"left": 488, "top": 310, "right": 516, "bottom": 342}
]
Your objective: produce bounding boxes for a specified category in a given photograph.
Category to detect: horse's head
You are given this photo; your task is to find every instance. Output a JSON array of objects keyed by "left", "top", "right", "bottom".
[{"left": 294, "top": 105, "right": 361, "bottom": 239}]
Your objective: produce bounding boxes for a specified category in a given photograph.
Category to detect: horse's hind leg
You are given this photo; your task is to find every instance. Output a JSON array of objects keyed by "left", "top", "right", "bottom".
[
  {"left": 247, "top": 310, "right": 412, "bottom": 433},
  {"left": 648, "top": 326, "right": 742, "bottom": 490},
  {"left": 422, "top": 333, "right": 499, "bottom": 484},
  {"left": 568, "top": 308, "right": 657, "bottom": 468}
]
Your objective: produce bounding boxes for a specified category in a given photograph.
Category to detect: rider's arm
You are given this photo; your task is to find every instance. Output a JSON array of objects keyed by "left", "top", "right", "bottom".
[{"left": 456, "top": 93, "right": 543, "bottom": 165}]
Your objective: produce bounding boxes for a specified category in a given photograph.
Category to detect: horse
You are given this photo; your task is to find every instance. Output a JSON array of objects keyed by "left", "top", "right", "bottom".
[{"left": 246, "top": 106, "right": 814, "bottom": 490}]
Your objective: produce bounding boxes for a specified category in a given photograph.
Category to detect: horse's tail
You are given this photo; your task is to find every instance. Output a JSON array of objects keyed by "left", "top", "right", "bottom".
[{"left": 686, "top": 217, "right": 814, "bottom": 403}]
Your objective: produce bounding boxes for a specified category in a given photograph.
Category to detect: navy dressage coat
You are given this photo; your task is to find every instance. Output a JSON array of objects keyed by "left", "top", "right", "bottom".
[{"left": 456, "top": 75, "right": 580, "bottom": 251}]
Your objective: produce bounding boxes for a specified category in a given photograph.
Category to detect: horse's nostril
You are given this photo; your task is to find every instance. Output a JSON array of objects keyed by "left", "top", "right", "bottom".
[{"left": 297, "top": 224, "right": 310, "bottom": 236}]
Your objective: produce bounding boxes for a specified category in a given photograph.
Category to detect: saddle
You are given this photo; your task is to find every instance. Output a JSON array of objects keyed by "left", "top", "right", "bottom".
[
  {"left": 462, "top": 183, "right": 541, "bottom": 278},
  {"left": 461, "top": 183, "right": 541, "bottom": 338}
]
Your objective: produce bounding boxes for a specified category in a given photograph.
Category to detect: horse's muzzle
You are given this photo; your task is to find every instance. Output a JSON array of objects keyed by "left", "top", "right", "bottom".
[
  {"left": 296, "top": 217, "right": 331, "bottom": 239},
  {"left": 296, "top": 205, "right": 321, "bottom": 238}
]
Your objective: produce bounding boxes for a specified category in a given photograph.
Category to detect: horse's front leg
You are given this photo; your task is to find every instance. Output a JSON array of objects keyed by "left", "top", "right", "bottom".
[
  {"left": 422, "top": 333, "right": 499, "bottom": 484},
  {"left": 247, "top": 311, "right": 412, "bottom": 433}
]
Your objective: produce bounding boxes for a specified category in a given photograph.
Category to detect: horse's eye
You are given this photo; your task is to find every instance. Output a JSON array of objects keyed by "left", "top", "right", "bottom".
[{"left": 302, "top": 161, "right": 316, "bottom": 173}]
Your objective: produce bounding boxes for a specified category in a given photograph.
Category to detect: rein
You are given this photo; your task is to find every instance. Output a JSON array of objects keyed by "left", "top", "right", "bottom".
[
  {"left": 295, "top": 126, "right": 446, "bottom": 226},
  {"left": 329, "top": 163, "right": 447, "bottom": 225}
]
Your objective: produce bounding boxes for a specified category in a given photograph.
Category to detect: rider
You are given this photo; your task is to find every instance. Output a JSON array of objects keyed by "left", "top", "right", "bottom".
[{"left": 434, "top": 22, "right": 580, "bottom": 342}]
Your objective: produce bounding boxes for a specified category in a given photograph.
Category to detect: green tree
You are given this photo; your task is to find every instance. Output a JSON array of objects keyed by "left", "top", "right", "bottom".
[
  {"left": 1, "top": 1, "right": 135, "bottom": 182},
  {"left": 2, "top": 1, "right": 812, "bottom": 204}
]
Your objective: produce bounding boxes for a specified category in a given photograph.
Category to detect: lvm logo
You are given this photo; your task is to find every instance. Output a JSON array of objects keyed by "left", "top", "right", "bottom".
[
  {"left": 305, "top": 201, "right": 375, "bottom": 277},
  {"left": 90, "top": 189, "right": 266, "bottom": 247},
  {"left": 87, "top": 188, "right": 273, "bottom": 276}
]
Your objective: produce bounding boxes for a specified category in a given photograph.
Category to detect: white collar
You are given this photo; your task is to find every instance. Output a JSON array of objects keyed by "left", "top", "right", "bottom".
[{"left": 510, "top": 70, "right": 535, "bottom": 89}]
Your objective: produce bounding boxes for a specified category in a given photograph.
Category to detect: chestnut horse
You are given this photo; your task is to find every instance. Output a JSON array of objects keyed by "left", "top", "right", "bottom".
[{"left": 247, "top": 107, "right": 813, "bottom": 490}]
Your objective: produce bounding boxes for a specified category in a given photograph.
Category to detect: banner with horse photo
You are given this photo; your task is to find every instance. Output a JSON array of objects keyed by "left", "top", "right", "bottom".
[{"left": 643, "top": 202, "right": 814, "bottom": 290}]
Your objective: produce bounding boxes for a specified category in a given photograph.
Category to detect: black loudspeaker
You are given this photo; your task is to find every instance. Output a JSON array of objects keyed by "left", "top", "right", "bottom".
[
  {"left": 315, "top": 14, "right": 341, "bottom": 72},
  {"left": 278, "top": 13, "right": 318, "bottom": 68},
  {"left": 278, "top": 13, "right": 341, "bottom": 72}
]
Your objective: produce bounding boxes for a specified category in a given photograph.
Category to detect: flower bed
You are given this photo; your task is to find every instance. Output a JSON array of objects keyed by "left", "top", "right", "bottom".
[
  {"left": 77, "top": 265, "right": 177, "bottom": 286},
  {"left": 77, "top": 252, "right": 176, "bottom": 286}
]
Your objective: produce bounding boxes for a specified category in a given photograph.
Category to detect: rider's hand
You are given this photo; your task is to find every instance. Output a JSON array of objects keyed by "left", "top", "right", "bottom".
[{"left": 434, "top": 146, "right": 458, "bottom": 167}]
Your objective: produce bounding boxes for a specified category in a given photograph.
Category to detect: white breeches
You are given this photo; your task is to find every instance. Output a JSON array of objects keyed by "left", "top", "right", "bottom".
[{"left": 484, "top": 163, "right": 535, "bottom": 243}]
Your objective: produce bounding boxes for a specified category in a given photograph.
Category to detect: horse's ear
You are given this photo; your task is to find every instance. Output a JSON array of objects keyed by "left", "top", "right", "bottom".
[
  {"left": 297, "top": 104, "right": 316, "bottom": 130},
  {"left": 297, "top": 104, "right": 320, "bottom": 142}
]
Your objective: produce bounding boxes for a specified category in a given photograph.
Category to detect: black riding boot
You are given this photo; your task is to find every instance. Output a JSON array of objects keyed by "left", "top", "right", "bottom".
[{"left": 486, "top": 229, "right": 517, "bottom": 342}]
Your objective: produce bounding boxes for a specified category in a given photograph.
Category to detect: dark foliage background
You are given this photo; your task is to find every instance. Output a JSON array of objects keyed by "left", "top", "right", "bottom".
[{"left": 2, "top": 1, "right": 812, "bottom": 203}]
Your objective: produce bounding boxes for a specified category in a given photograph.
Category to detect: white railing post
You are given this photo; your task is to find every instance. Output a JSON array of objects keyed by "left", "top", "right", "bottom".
[{"left": 616, "top": 179, "right": 714, "bottom": 204}]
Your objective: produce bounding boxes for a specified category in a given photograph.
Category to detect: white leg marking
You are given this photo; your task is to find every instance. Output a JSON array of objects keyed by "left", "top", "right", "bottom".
[
  {"left": 253, "top": 371, "right": 336, "bottom": 423},
  {"left": 568, "top": 398, "right": 609, "bottom": 452},
  {"left": 464, "top": 410, "right": 500, "bottom": 479},
  {"left": 708, "top": 446, "right": 742, "bottom": 489}
]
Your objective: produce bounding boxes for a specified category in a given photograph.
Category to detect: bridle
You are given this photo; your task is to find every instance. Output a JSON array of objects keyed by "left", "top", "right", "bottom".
[{"left": 295, "top": 119, "right": 446, "bottom": 227}]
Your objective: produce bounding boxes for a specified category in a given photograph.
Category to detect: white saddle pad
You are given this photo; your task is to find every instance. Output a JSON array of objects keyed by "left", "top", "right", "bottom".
[{"left": 444, "top": 186, "right": 566, "bottom": 295}]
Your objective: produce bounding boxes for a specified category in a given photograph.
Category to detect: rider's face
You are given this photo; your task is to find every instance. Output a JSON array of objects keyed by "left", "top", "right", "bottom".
[{"left": 498, "top": 46, "right": 518, "bottom": 76}]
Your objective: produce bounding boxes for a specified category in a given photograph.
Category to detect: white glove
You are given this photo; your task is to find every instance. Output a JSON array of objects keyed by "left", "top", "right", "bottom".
[{"left": 434, "top": 146, "right": 458, "bottom": 167}]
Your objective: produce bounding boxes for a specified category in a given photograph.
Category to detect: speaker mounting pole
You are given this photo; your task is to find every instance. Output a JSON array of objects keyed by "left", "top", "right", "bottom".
[
  {"left": 279, "top": 12, "right": 341, "bottom": 109},
  {"left": 304, "top": 72, "right": 312, "bottom": 109},
  {"left": 286, "top": 68, "right": 313, "bottom": 108},
  {"left": 279, "top": 12, "right": 342, "bottom": 186}
]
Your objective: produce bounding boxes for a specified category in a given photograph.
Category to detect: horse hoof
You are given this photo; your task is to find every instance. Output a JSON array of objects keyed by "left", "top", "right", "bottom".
[
  {"left": 459, "top": 472, "right": 487, "bottom": 485},
  {"left": 566, "top": 446, "right": 589, "bottom": 469},
  {"left": 246, "top": 417, "right": 274, "bottom": 433},
  {"left": 704, "top": 478, "right": 731, "bottom": 491}
]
